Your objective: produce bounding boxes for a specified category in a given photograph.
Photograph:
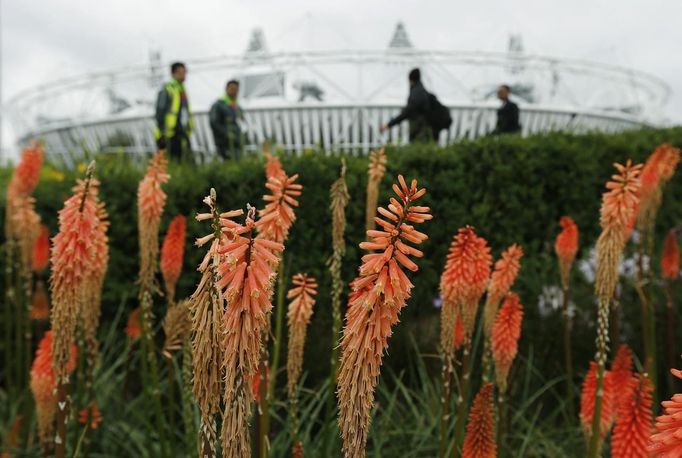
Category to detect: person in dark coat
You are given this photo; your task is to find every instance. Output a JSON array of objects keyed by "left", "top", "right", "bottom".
[
  {"left": 380, "top": 68, "right": 435, "bottom": 142},
  {"left": 494, "top": 84, "right": 521, "bottom": 134},
  {"left": 209, "top": 80, "right": 244, "bottom": 160}
]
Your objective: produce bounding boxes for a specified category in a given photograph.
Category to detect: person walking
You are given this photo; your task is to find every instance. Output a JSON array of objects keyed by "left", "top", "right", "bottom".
[
  {"left": 209, "top": 80, "right": 244, "bottom": 160},
  {"left": 493, "top": 84, "right": 521, "bottom": 134},
  {"left": 154, "top": 62, "right": 193, "bottom": 160},
  {"left": 380, "top": 68, "right": 436, "bottom": 142}
]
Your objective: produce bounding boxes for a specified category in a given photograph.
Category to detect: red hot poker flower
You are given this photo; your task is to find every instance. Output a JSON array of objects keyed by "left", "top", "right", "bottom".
[
  {"left": 8, "top": 142, "right": 44, "bottom": 201},
  {"left": 257, "top": 173, "right": 303, "bottom": 245},
  {"left": 555, "top": 216, "right": 579, "bottom": 289},
  {"left": 218, "top": 207, "right": 284, "bottom": 456},
  {"left": 612, "top": 374, "right": 652, "bottom": 458},
  {"left": 161, "top": 214, "right": 187, "bottom": 303},
  {"left": 484, "top": 244, "right": 523, "bottom": 340},
  {"left": 32, "top": 225, "right": 50, "bottom": 273},
  {"left": 440, "top": 226, "right": 492, "bottom": 341},
  {"left": 491, "top": 292, "right": 524, "bottom": 393},
  {"left": 462, "top": 383, "right": 497, "bottom": 458},
  {"left": 337, "top": 175, "right": 431, "bottom": 458},
  {"left": 580, "top": 361, "right": 616, "bottom": 440},
  {"left": 649, "top": 367, "right": 682, "bottom": 456},
  {"left": 661, "top": 230, "right": 680, "bottom": 281}
]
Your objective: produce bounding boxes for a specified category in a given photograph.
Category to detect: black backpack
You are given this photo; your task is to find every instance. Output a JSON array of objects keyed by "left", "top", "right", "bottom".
[{"left": 427, "top": 92, "right": 452, "bottom": 132}]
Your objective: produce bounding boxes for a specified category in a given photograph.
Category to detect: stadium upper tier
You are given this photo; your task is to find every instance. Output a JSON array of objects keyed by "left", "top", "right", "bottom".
[{"left": 7, "top": 25, "right": 671, "bottom": 157}]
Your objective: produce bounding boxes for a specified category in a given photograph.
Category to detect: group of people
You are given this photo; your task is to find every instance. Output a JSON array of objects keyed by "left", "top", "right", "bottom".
[
  {"left": 380, "top": 67, "right": 521, "bottom": 141},
  {"left": 154, "top": 63, "right": 521, "bottom": 161},
  {"left": 154, "top": 61, "right": 244, "bottom": 161}
]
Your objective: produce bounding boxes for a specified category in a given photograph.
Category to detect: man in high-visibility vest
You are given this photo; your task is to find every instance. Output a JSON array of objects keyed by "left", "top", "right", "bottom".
[
  {"left": 209, "top": 79, "right": 244, "bottom": 160},
  {"left": 155, "top": 62, "right": 193, "bottom": 160}
]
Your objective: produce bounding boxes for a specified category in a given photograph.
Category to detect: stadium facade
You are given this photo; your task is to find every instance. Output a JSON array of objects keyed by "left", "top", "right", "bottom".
[{"left": 6, "top": 23, "right": 671, "bottom": 160}]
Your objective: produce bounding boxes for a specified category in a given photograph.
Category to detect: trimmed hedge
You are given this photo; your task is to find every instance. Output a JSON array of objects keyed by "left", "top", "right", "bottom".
[{"left": 4, "top": 127, "right": 682, "bottom": 387}]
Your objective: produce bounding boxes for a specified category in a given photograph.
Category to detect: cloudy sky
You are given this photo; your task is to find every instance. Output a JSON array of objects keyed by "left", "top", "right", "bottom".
[{"left": 2, "top": 0, "right": 682, "bottom": 154}]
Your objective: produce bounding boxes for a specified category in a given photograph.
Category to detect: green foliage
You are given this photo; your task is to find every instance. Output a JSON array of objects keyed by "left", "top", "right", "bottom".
[{"left": 2, "top": 128, "right": 682, "bottom": 456}]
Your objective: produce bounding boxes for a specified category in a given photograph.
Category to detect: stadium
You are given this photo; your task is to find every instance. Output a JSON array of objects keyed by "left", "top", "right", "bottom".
[{"left": 6, "top": 22, "right": 671, "bottom": 160}]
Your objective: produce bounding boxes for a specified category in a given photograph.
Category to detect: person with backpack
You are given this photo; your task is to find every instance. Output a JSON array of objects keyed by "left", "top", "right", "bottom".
[{"left": 380, "top": 68, "right": 451, "bottom": 142}]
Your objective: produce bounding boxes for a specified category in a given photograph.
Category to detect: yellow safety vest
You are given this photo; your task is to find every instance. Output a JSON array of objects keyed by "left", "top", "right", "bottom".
[{"left": 154, "top": 80, "right": 193, "bottom": 140}]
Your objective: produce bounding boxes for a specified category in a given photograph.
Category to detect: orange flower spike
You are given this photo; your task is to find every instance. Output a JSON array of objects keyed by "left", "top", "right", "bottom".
[
  {"left": 649, "top": 367, "right": 682, "bottom": 456},
  {"left": 287, "top": 273, "right": 318, "bottom": 397},
  {"left": 30, "top": 331, "right": 77, "bottom": 448},
  {"left": 596, "top": 161, "right": 642, "bottom": 305},
  {"left": 440, "top": 226, "right": 492, "bottom": 341},
  {"left": 32, "top": 225, "right": 50, "bottom": 273},
  {"left": 137, "top": 151, "right": 170, "bottom": 225},
  {"left": 264, "top": 149, "right": 286, "bottom": 181},
  {"left": 484, "top": 244, "right": 523, "bottom": 340},
  {"left": 337, "top": 175, "right": 431, "bottom": 458},
  {"left": 555, "top": 216, "right": 579, "bottom": 290},
  {"left": 637, "top": 144, "right": 680, "bottom": 224},
  {"left": 161, "top": 214, "right": 187, "bottom": 303},
  {"left": 218, "top": 207, "right": 283, "bottom": 456},
  {"left": 257, "top": 173, "right": 303, "bottom": 244},
  {"left": 8, "top": 142, "right": 44, "bottom": 201},
  {"left": 612, "top": 374, "right": 652, "bottom": 458},
  {"left": 462, "top": 383, "right": 497, "bottom": 458},
  {"left": 491, "top": 292, "right": 524, "bottom": 393},
  {"left": 610, "top": 345, "right": 634, "bottom": 414},
  {"left": 580, "top": 361, "right": 616, "bottom": 439},
  {"left": 137, "top": 151, "right": 170, "bottom": 293},
  {"left": 50, "top": 165, "right": 100, "bottom": 381},
  {"left": 125, "top": 308, "right": 142, "bottom": 340},
  {"left": 661, "top": 230, "right": 680, "bottom": 281}
]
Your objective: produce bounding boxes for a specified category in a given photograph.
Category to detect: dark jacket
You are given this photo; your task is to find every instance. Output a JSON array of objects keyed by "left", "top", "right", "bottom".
[
  {"left": 209, "top": 96, "right": 243, "bottom": 151},
  {"left": 495, "top": 100, "right": 521, "bottom": 134},
  {"left": 387, "top": 81, "right": 432, "bottom": 141}
]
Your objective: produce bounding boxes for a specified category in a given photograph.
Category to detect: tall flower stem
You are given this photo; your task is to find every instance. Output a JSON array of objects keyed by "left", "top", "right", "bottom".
[
  {"left": 454, "top": 343, "right": 472, "bottom": 454},
  {"left": 587, "top": 300, "right": 609, "bottom": 458},
  {"left": 55, "top": 378, "right": 69, "bottom": 458},
  {"left": 665, "top": 281, "right": 676, "bottom": 394},
  {"left": 562, "top": 285, "right": 574, "bottom": 418},
  {"left": 140, "top": 292, "right": 169, "bottom": 458},
  {"left": 257, "top": 259, "right": 286, "bottom": 458},
  {"left": 268, "top": 259, "right": 287, "bottom": 401},
  {"left": 635, "top": 239, "right": 657, "bottom": 397},
  {"left": 438, "top": 353, "right": 454, "bottom": 458}
]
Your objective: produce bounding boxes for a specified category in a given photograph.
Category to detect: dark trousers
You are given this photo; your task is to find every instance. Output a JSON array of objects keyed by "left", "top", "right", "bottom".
[
  {"left": 168, "top": 134, "right": 191, "bottom": 162},
  {"left": 216, "top": 142, "right": 241, "bottom": 160}
]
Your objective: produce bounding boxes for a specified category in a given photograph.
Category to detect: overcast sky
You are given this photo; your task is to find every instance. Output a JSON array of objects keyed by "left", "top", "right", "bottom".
[{"left": 2, "top": 0, "right": 682, "bottom": 154}]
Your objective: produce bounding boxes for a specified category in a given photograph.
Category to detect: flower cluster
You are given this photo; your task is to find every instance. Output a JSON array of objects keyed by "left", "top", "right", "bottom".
[
  {"left": 555, "top": 216, "right": 579, "bottom": 290},
  {"left": 462, "top": 383, "right": 497, "bottom": 458},
  {"left": 286, "top": 273, "right": 318, "bottom": 397},
  {"left": 161, "top": 214, "right": 187, "bottom": 303},
  {"left": 491, "top": 292, "right": 524, "bottom": 393},
  {"left": 337, "top": 175, "right": 431, "bottom": 458}
]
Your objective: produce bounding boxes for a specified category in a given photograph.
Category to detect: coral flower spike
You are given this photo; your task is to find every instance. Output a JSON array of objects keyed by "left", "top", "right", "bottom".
[
  {"left": 161, "top": 214, "right": 187, "bottom": 303},
  {"left": 483, "top": 244, "right": 523, "bottom": 341},
  {"left": 491, "top": 292, "right": 524, "bottom": 394},
  {"left": 440, "top": 226, "right": 492, "bottom": 345},
  {"left": 661, "top": 230, "right": 680, "bottom": 281},
  {"left": 649, "top": 366, "right": 682, "bottom": 456},
  {"left": 462, "top": 383, "right": 497, "bottom": 458},
  {"left": 337, "top": 175, "right": 431, "bottom": 458},
  {"left": 218, "top": 205, "right": 283, "bottom": 458},
  {"left": 286, "top": 273, "right": 318, "bottom": 397},
  {"left": 555, "top": 216, "right": 579, "bottom": 289},
  {"left": 7, "top": 141, "right": 44, "bottom": 202},
  {"left": 580, "top": 361, "right": 616, "bottom": 440},
  {"left": 612, "top": 374, "right": 652, "bottom": 458}
]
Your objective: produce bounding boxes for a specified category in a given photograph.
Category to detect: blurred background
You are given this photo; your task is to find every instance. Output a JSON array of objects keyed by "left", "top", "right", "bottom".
[{"left": 1, "top": 0, "right": 682, "bottom": 160}]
